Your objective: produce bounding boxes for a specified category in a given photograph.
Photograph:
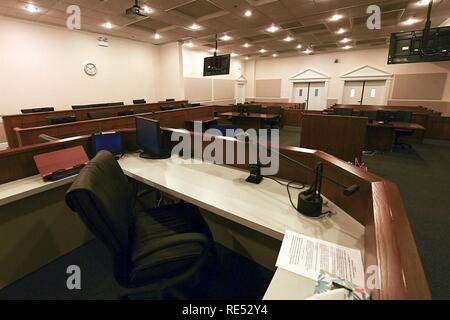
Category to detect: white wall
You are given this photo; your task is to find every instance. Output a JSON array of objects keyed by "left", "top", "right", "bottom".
[
  {"left": 245, "top": 47, "right": 450, "bottom": 111},
  {"left": 182, "top": 48, "right": 245, "bottom": 104},
  {"left": 0, "top": 16, "right": 160, "bottom": 116},
  {"left": 158, "top": 42, "right": 185, "bottom": 102}
]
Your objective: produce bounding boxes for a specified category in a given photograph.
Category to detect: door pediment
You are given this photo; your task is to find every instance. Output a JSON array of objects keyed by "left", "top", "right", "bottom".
[
  {"left": 341, "top": 65, "right": 393, "bottom": 80},
  {"left": 289, "top": 69, "right": 330, "bottom": 82},
  {"left": 236, "top": 75, "right": 247, "bottom": 83}
]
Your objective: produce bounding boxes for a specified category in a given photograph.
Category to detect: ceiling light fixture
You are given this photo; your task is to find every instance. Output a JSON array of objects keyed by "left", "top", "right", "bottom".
[
  {"left": 154, "top": 33, "right": 161, "bottom": 40},
  {"left": 266, "top": 24, "right": 279, "bottom": 33},
  {"left": 231, "top": 52, "right": 238, "bottom": 57},
  {"left": 190, "top": 23, "right": 201, "bottom": 30},
  {"left": 343, "top": 45, "right": 353, "bottom": 50},
  {"left": 245, "top": 56, "right": 250, "bottom": 60},
  {"left": 284, "top": 36, "right": 294, "bottom": 42},
  {"left": 296, "top": 44, "right": 303, "bottom": 49},
  {"left": 336, "top": 28, "right": 347, "bottom": 34},
  {"left": 243, "top": 43, "right": 251, "bottom": 48},
  {"left": 340, "top": 38, "right": 351, "bottom": 43},
  {"left": 209, "top": 48, "right": 220, "bottom": 53},
  {"left": 259, "top": 49, "right": 267, "bottom": 53},
  {"left": 329, "top": 14, "right": 343, "bottom": 22},
  {"left": 244, "top": 10, "right": 252, "bottom": 17},
  {"left": 303, "top": 48, "right": 313, "bottom": 54},
  {"left": 186, "top": 41, "right": 194, "bottom": 48},
  {"left": 24, "top": 4, "right": 39, "bottom": 13},
  {"left": 272, "top": 53, "right": 278, "bottom": 57},
  {"left": 143, "top": 5, "right": 153, "bottom": 14},
  {"left": 417, "top": 0, "right": 432, "bottom": 6},
  {"left": 402, "top": 17, "right": 421, "bottom": 25},
  {"left": 221, "top": 34, "right": 232, "bottom": 41},
  {"left": 103, "top": 22, "right": 114, "bottom": 29}
]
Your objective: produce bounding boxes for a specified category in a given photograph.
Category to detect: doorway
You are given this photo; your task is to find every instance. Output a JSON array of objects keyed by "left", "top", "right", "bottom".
[
  {"left": 236, "top": 83, "right": 246, "bottom": 104},
  {"left": 342, "top": 80, "right": 387, "bottom": 105},
  {"left": 292, "top": 81, "right": 326, "bottom": 110}
]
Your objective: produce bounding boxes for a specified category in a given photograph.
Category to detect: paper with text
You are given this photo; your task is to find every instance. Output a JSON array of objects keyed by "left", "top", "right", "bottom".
[{"left": 276, "top": 230, "right": 365, "bottom": 288}]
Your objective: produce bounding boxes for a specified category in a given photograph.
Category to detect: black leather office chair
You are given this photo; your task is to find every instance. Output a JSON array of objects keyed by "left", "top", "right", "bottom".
[
  {"left": 65, "top": 151, "right": 214, "bottom": 299},
  {"left": 87, "top": 111, "right": 113, "bottom": 120},
  {"left": 263, "top": 106, "right": 282, "bottom": 130},
  {"left": 394, "top": 111, "right": 414, "bottom": 149},
  {"left": 133, "top": 99, "right": 146, "bottom": 105},
  {"left": 46, "top": 115, "right": 77, "bottom": 125},
  {"left": 160, "top": 105, "right": 177, "bottom": 111},
  {"left": 333, "top": 108, "right": 353, "bottom": 116},
  {"left": 118, "top": 110, "right": 134, "bottom": 116},
  {"left": 246, "top": 104, "right": 262, "bottom": 114},
  {"left": 108, "top": 102, "right": 125, "bottom": 107},
  {"left": 361, "top": 111, "right": 377, "bottom": 122},
  {"left": 21, "top": 107, "right": 55, "bottom": 114}
]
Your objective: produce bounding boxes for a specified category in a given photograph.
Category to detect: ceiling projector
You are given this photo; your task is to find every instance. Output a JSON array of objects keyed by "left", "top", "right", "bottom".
[{"left": 126, "top": 1, "right": 149, "bottom": 17}]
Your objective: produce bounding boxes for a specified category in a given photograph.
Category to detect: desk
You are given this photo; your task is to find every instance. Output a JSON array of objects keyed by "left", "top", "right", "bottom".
[
  {"left": 184, "top": 117, "right": 221, "bottom": 132},
  {"left": 218, "top": 112, "right": 278, "bottom": 130},
  {"left": 365, "top": 121, "right": 425, "bottom": 151},
  {"left": 118, "top": 153, "right": 365, "bottom": 299}
]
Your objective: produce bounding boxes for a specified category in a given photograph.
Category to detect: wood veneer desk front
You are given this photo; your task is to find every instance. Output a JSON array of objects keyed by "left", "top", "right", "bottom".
[
  {"left": 366, "top": 122, "right": 425, "bottom": 151},
  {"left": 218, "top": 112, "right": 279, "bottom": 130}
]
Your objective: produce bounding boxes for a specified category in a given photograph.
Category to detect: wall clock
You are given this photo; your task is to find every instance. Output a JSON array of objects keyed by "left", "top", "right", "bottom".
[{"left": 84, "top": 63, "right": 97, "bottom": 76}]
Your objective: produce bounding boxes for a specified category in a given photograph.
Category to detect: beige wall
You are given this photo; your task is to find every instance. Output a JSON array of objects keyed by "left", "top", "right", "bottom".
[
  {"left": 245, "top": 47, "right": 450, "bottom": 113},
  {"left": 0, "top": 16, "right": 160, "bottom": 116},
  {"left": 158, "top": 42, "right": 185, "bottom": 101},
  {"left": 182, "top": 48, "right": 245, "bottom": 104}
]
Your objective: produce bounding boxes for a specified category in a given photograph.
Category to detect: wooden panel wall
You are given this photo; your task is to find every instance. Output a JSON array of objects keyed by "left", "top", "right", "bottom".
[
  {"left": 2, "top": 101, "right": 188, "bottom": 148},
  {"left": 184, "top": 78, "right": 213, "bottom": 102},
  {"left": 392, "top": 73, "right": 447, "bottom": 100},
  {"left": 213, "top": 79, "right": 235, "bottom": 100},
  {"left": 300, "top": 114, "right": 367, "bottom": 162}
]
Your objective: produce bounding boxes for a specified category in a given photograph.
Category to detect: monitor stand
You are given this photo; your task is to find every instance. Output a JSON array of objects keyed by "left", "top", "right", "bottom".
[{"left": 139, "top": 150, "right": 171, "bottom": 160}]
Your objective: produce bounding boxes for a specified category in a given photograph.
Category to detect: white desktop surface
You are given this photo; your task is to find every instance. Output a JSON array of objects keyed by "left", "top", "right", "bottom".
[
  {"left": 119, "top": 154, "right": 365, "bottom": 300},
  {"left": 0, "top": 174, "right": 75, "bottom": 206}
]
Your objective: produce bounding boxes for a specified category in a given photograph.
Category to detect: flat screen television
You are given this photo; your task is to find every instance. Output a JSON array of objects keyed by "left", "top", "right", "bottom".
[
  {"left": 203, "top": 54, "right": 231, "bottom": 76},
  {"left": 388, "top": 26, "right": 450, "bottom": 64}
]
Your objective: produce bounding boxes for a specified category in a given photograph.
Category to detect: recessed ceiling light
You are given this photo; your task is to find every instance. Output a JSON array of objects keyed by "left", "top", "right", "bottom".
[
  {"left": 186, "top": 41, "right": 194, "bottom": 48},
  {"left": 243, "top": 43, "right": 251, "bottom": 48},
  {"left": 24, "top": 4, "right": 39, "bottom": 13},
  {"left": 303, "top": 48, "right": 313, "bottom": 54},
  {"left": 209, "top": 48, "right": 220, "bottom": 53},
  {"left": 221, "top": 34, "right": 232, "bottom": 41},
  {"left": 296, "top": 44, "right": 303, "bottom": 49},
  {"left": 272, "top": 53, "right": 278, "bottom": 57},
  {"left": 266, "top": 24, "right": 279, "bottom": 33},
  {"left": 402, "top": 18, "right": 421, "bottom": 25},
  {"left": 336, "top": 28, "right": 347, "bottom": 34},
  {"left": 103, "top": 22, "right": 113, "bottom": 29},
  {"left": 343, "top": 45, "right": 353, "bottom": 50},
  {"left": 284, "top": 36, "right": 294, "bottom": 42},
  {"left": 245, "top": 56, "right": 250, "bottom": 60},
  {"left": 340, "top": 38, "right": 351, "bottom": 43},
  {"left": 259, "top": 49, "right": 267, "bottom": 53},
  {"left": 190, "top": 23, "right": 201, "bottom": 30},
  {"left": 143, "top": 5, "right": 153, "bottom": 14},
  {"left": 416, "top": 0, "right": 432, "bottom": 6},
  {"left": 329, "top": 14, "right": 343, "bottom": 22},
  {"left": 244, "top": 10, "right": 252, "bottom": 17},
  {"left": 154, "top": 33, "right": 161, "bottom": 40},
  {"left": 231, "top": 52, "right": 238, "bottom": 57}
]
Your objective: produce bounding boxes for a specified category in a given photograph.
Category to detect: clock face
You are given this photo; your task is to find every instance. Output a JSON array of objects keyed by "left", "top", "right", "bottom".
[{"left": 84, "top": 63, "right": 97, "bottom": 76}]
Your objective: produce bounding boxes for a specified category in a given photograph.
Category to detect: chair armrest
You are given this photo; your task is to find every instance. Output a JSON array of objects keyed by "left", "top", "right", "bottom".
[{"left": 133, "top": 233, "right": 211, "bottom": 261}]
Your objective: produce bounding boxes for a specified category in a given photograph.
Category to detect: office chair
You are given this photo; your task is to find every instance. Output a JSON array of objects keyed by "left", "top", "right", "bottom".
[
  {"left": 263, "top": 106, "right": 282, "bottom": 130},
  {"left": 160, "top": 105, "right": 177, "bottom": 111},
  {"left": 21, "top": 107, "right": 55, "bottom": 114},
  {"left": 118, "top": 110, "right": 134, "bottom": 116},
  {"left": 394, "top": 111, "right": 414, "bottom": 149},
  {"left": 133, "top": 99, "right": 146, "bottom": 105},
  {"left": 87, "top": 111, "right": 113, "bottom": 120},
  {"left": 246, "top": 104, "right": 262, "bottom": 114},
  {"left": 333, "top": 108, "right": 353, "bottom": 116},
  {"left": 361, "top": 111, "right": 377, "bottom": 122},
  {"left": 46, "top": 115, "right": 77, "bottom": 125},
  {"left": 65, "top": 151, "right": 215, "bottom": 299}
]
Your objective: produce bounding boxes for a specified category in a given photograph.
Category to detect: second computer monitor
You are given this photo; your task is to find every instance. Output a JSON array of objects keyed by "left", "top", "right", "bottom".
[{"left": 136, "top": 117, "right": 171, "bottom": 159}]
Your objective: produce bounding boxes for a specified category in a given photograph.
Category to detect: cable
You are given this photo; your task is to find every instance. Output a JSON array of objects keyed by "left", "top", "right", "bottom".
[{"left": 264, "top": 176, "right": 305, "bottom": 190}]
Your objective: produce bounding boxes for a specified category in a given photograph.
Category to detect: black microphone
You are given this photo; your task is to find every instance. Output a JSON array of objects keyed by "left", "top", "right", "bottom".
[{"left": 344, "top": 184, "right": 360, "bottom": 196}]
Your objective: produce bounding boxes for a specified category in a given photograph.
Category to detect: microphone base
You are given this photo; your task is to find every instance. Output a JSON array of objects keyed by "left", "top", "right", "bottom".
[{"left": 298, "top": 191, "right": 323, "bottom": 217}]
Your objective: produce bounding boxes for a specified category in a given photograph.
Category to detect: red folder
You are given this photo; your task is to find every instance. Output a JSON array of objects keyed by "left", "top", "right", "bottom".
[{"left": 33, "top": 146, "right": 89, "bottom": 181}]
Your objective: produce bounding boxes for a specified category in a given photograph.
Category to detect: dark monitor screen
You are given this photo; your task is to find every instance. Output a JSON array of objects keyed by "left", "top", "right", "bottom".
[
  {"left": 204, "top": 54, "right": 231, "bottom": 76},
  {"left": 166, "top": 98, "right": 175, "bottom": 102},
  {"left": 376, "top": 110, "right": 398, "bottom": 124},
  {"left": 92, "top": 132, "right": 123, "bottom": 155},
  {"left": 136, "top": 117, "right": 170, "bottom": 159}
]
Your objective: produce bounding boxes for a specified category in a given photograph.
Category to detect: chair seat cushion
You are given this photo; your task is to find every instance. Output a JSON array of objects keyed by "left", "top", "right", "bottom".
[{"left": 129, "top": 203, "right": 210, "bottom": 285}]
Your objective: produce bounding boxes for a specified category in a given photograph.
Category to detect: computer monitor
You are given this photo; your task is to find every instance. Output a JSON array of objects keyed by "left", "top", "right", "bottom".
[
  {"left": 166, "top": 98, "right": 175, "bottom": 102},
  {"left": 133, "top": 99, "right": 146, "bottom": 105},
  {"left": 92, "top": 132, "right": 123, "bottom": 156},
  {"left": 21, "top": 107, "right": 55, "bottom": 114},
  {"left": 46, "top": 115, "right": 76, "bottom": 125},
  {"left": 136, "top": 117, "right": 171, "bottom": 159},
  {"left": 376, "top": 110, "right": 398, "bottom": 124}
]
